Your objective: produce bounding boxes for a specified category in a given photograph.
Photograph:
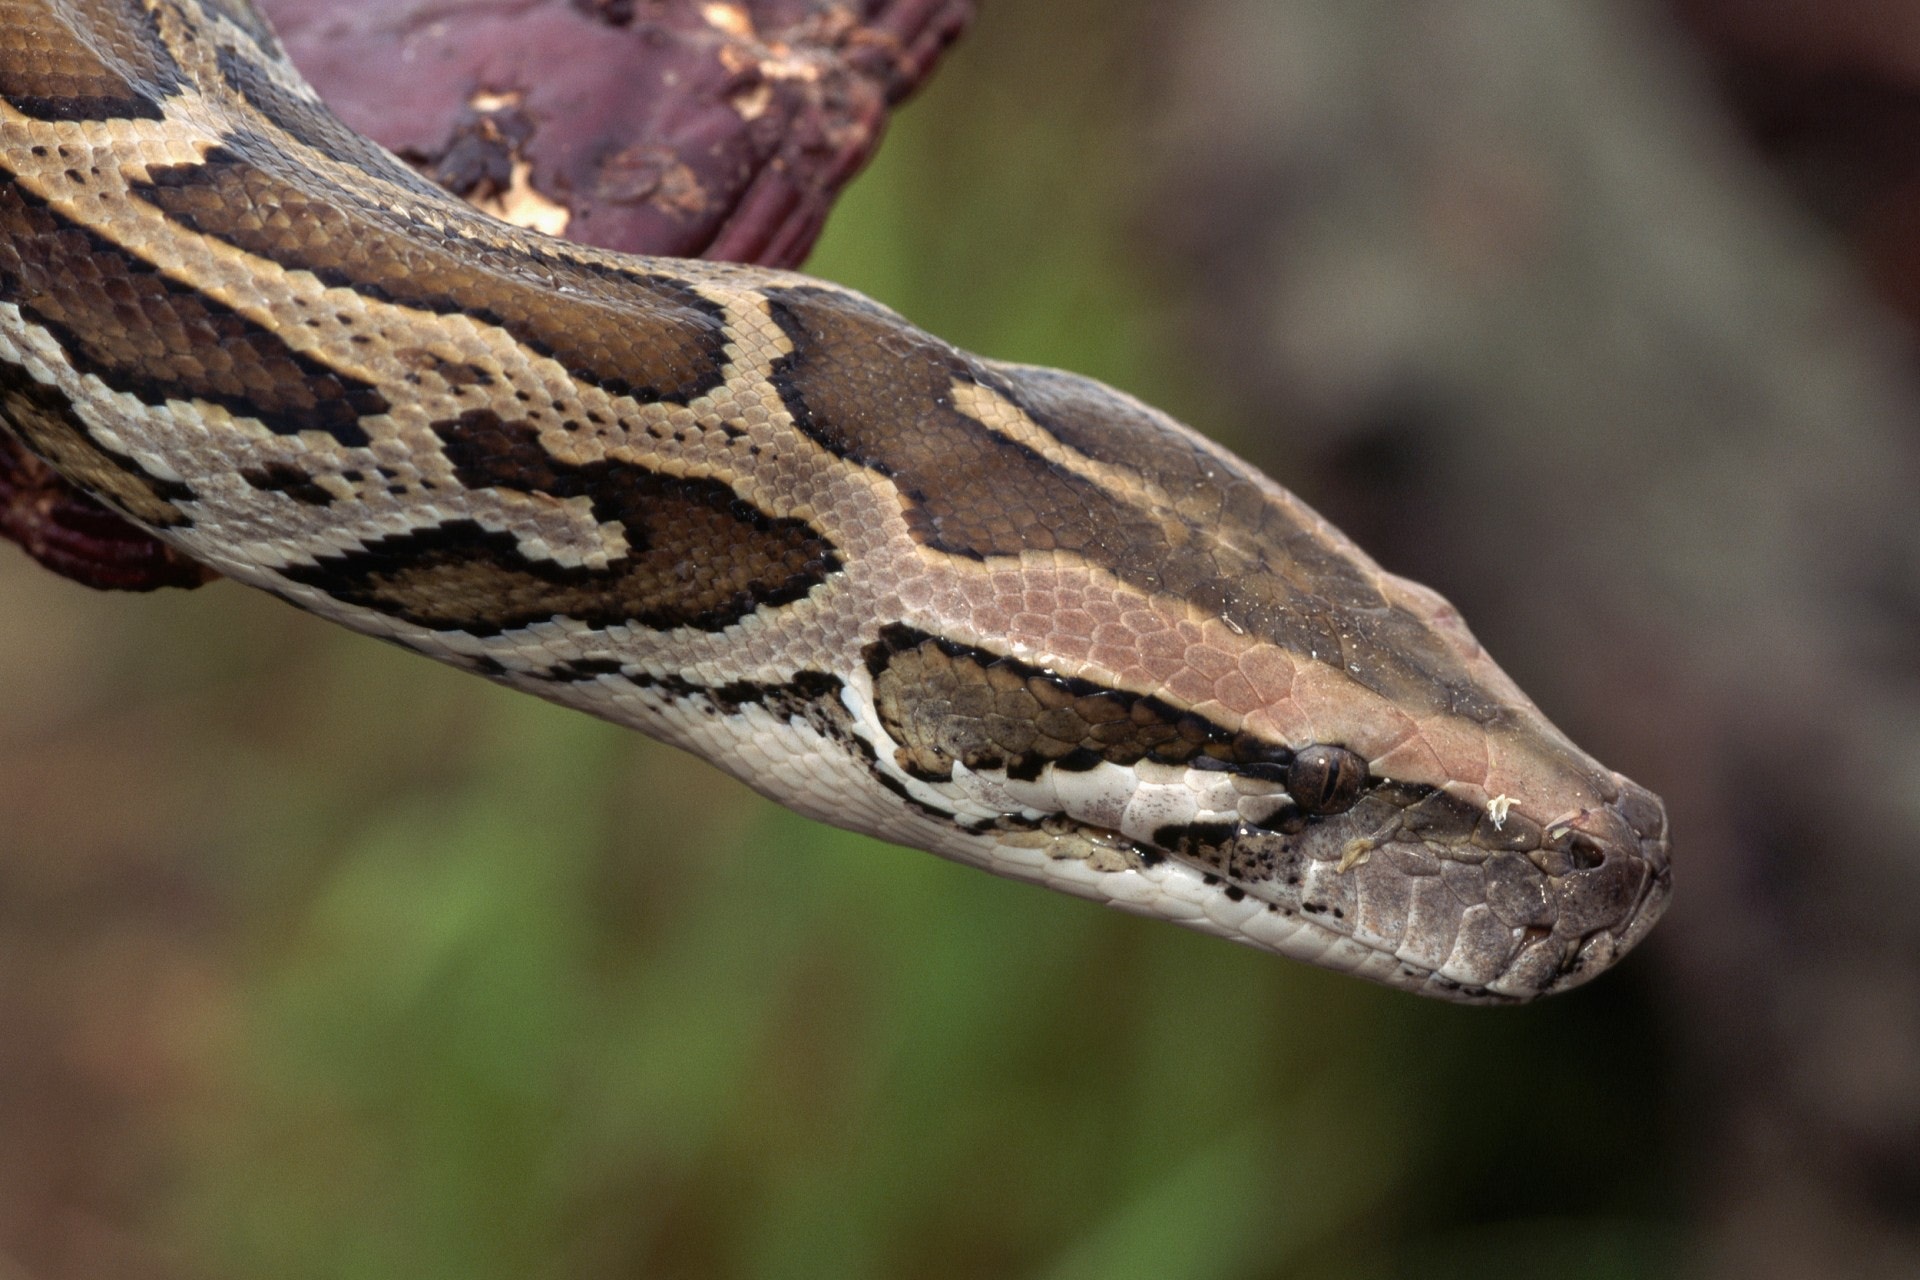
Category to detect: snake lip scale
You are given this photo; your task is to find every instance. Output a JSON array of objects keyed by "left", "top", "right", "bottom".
[{"left": 0, "top": 0, "right": 1670, "bottom": 1002}]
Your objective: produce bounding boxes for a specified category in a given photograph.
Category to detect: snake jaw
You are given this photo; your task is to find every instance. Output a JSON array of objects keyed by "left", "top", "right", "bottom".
[
  {"left": 1099, "top": 760, "right": 1672, "bottom": 1001},
  {"left": 872, "top": 711, "right": 1671, "bottom": 1001}
]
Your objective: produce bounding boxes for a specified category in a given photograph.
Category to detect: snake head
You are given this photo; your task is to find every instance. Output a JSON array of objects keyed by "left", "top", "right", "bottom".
[
  {"left": 863, "top": 571, "right": 1671, "bottom": 1002},
  {"left": 829, "top": 359, "right": 1672, "bottom": 1001},
  {"left": 853, "top": 360, "right": 1672, "bottom": 1001},
  {"left": 1159, "top": 746, "right": 1673, "bottom": 1001},
  {"left": 1100, "top": 567, "right": 1673, "bottom": 1003}
]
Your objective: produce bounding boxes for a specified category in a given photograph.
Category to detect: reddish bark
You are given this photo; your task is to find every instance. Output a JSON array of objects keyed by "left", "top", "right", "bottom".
[{"left": 268, "top": 0, "right": 972, "bottom": 264}]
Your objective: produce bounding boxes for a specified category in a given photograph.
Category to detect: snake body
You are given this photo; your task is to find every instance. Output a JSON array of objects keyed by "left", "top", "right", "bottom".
[{"left": 0, "top": 0, "right": 1670, "bottom": 1000}]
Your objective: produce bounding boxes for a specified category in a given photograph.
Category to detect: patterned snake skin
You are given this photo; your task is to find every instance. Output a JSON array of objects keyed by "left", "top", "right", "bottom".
[{"left": 0, "top": 0, "right": 1670, "bottom": 1000}]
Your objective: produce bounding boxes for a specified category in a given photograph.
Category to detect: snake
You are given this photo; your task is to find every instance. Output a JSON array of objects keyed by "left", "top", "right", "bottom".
[{"left": 0, "top": 0, "right": 1670, "bottom": 1002}]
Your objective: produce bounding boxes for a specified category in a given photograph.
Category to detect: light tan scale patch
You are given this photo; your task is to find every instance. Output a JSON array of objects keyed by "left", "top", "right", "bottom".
[{"left": 946, "top": 377, "right": 1184, "bottom": 513}]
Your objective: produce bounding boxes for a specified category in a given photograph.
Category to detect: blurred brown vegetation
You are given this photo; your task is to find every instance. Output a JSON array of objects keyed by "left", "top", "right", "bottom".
[
  {"left": 1162, "top": 3, "right": 1920, "bottom": 1277},
  {"left": 3, "top": 2, "right": 1919, "bottom": 1278}
]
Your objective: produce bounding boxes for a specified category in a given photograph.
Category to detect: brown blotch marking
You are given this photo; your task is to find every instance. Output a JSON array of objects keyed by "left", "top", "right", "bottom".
[
  {"left": 393, "top": 346, "right": 495, "bottom": 390},
  {"left": 277, "top": 409, "right": 840, "bottom": 636},
  {"left": 211, "top": 44, "right": 446, "bottom": 197},
  {"left": 989, "top": 365, "right": 1375, "bottom": 602},
  {"left": 0, "top": 0, "right": 183, "bottom": 121},
  {"left": 998, "top": 365, "right": 1526, "bottom": 725},
  {"left": 133, "top": 147, "right": 731, "bottom": 404},
  {"left": 865, "top": 624, "right": 1251, "bottom": 782},
  {"left": 241, "top": 460, "right": 334, "bottom": 506},
  {"left": 769, "top": 286, "right": 1508, "bottom": 726},
  {"left": 548, "top": 657, "right": 627, "bottom": 683},
  {"left": 767, "top": 286, "right": 1171, "bottom": 565},
  {"left": 0, "top": 174, "right": 385, "bottom": 445},
  {"left": 864, "top": 627, "right": 1418, "bottom": 858},
  {"left": 0, "top": 357, "right": 194, "bottom": 527},
  {"left": 621, "top": 668, "right": 845, "bottom": 719}
]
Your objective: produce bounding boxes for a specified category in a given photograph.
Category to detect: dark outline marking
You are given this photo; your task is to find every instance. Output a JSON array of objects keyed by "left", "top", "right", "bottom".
[{"left": 0, "top": 174, "right": 384, "bottom": 446}]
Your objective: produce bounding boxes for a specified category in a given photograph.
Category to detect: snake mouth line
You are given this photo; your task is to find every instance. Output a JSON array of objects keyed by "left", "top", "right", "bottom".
[
  {"left": 907, "top": 726, "right": 1672, "bottom": 1002},
  {"left": 1119, "top": 774, "right": 1674, "bottom": 1001}
]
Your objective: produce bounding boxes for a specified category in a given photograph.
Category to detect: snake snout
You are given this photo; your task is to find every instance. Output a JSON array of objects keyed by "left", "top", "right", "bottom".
[
  {"left": 1586, "top": 775, "right": 1672, "bottom": 948},
  {"left": 1195, "top": 766, "right": 1671, "bottom": 1001},
  {"left": 1498, "top": 775, "right": 1670, "bottom": 998}
]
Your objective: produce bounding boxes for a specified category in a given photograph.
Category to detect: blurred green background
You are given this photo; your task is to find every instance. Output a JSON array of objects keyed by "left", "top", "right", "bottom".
[{"left": 0, "top": 2, "right": 1736, "bottom": 1277}]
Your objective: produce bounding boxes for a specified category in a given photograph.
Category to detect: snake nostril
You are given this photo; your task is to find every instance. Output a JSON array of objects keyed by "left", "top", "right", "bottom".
[
  {"left": 1567, "top": 835, "right": 1606, "bottom": 871},
  {"left": 1611, "top": 778, "right": 1668, "bottom": 842}
]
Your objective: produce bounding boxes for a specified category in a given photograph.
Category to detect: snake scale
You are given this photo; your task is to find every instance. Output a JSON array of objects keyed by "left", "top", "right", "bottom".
[{"left": 0, "top": 0, "right": 1670, "bottom": 1001}]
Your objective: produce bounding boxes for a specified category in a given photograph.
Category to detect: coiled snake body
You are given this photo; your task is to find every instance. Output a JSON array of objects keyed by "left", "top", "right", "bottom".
[{"left": 0, "top": 0, "right": 1670, "bottom": 1000}]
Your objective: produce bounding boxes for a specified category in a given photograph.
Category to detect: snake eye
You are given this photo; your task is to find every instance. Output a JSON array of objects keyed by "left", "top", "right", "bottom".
[{"left": 1287, "top": 744, "right": 1369, "bottom": 815}]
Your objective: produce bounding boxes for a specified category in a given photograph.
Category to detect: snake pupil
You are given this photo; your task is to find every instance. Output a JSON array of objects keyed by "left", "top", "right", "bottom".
[{"left": 1286, "top": 744, "right": 1368, "bottom": 816}]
